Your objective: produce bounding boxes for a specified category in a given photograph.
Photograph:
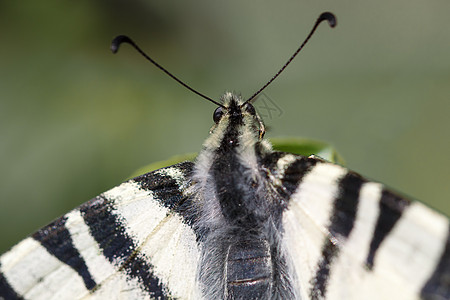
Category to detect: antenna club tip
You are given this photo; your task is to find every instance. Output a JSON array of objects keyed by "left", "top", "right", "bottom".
[
  {"left": 318, "top": 12, "right": 337, "bottom": 28},
  {"left": 111, "top": 35, "right": 132, "bottom": 54}
]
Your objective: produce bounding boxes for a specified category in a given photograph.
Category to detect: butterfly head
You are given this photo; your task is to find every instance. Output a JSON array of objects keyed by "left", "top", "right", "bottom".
[{"left": 210, "top": 92, "right": 265, "bottom": 142}]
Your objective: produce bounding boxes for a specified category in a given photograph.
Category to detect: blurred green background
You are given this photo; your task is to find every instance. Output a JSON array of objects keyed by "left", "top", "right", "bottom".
[{"left": 1, "top": 1, "right": 449, "bottom": 253}]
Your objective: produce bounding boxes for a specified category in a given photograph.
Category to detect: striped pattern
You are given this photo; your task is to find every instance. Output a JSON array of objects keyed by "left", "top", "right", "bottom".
[
  {"left": 278, "top": 155, "right": 450, "bottom": 300},
  {"left": 1, "top": 93, "right": 449, "bottom": 299},
  {"left": 1, "top": 162, "right": 200, "bottom": 300},
  {"left": 1, "top": 157, "right": 449, "bottom": 299}
]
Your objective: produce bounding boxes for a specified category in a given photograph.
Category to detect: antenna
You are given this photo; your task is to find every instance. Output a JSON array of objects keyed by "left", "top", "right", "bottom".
[
  {"left": 111, "top": 12, "right": 336, "bottom": 108},
  {"left": 111, "top": 35, "right": 225, "bottom": 108},
  {"left": 243, "top": 12, "right": 337, "bottom": 105}
]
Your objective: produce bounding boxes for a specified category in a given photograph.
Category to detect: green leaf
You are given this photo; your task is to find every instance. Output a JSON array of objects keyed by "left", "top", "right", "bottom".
[{"left": 270, "top": 137, "right": 345, "bottom": 165}]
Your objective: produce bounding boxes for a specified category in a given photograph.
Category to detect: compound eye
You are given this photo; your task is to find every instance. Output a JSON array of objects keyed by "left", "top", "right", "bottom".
[
  {"left": 213, "top": 107, "right": 224, "bottom": 123},
  {"left": 244, "top": 103, "right": 256, "bottom": 115}
]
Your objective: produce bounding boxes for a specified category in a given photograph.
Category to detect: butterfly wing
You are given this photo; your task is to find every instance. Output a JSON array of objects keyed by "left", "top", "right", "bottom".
[
  {"left": 265, "top": 153, "right": 449, "bottom": 300},
  {"left": 0, "top": 161, "right": 200, "bottom": 300}
]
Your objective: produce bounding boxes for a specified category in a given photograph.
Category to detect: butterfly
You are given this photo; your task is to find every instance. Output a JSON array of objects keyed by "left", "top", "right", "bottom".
[{"left": 0, "top": 12, "right": 448, "bottom": 300}]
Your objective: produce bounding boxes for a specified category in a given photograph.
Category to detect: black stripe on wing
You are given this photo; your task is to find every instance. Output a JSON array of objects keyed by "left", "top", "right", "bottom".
[
  {"left": 0, "top": 264, "right": 23, "bottom": 300},
  {"left": 261, "top": 152, "right": 320, "bottom": 200},
  {"left": 259, "top": 151, "right": 286, "bottom": 171},
  {"left": 79, "top": 195, "right": 166, "bottom": 298},
  {"left": 32, "top": 216, "right": 97, "bottom": 290},
  {"left": 310, "top": 172, "right": 365, "bottom": 300},
  {"left": 282, "top": 156, "right": 319, "bottom": 196},
  {"left": 421, "top": 226, "right": 450, "bottom": 300},
  {"left": 365, "top": 189, "right": 410, "bottom": 269},
  {"left": 133, "top": 161, "right": 197, "bottom": 227}
]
